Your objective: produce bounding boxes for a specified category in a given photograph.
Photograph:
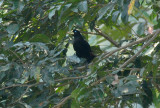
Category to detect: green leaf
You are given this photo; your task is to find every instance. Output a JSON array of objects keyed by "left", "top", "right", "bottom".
[
  {"left": 63, "top": 3, "right": 72, "bottom": 11},
  {"left": 0, "top": 71, "right": 6, "bottom": 81},
  {"left": 6, "top": 24, "right": 19, "bottom": 35},
  {"left": 112, "top": 11, "right": 120, "bottom": 22},
  {"left": 11, "top": 0, "right": 24, "bottom": 12},
  {"left": 30, "top": 34, "right": 50, "bottom": 43},
  {"left": 90, "top": 45, "right": 103, "bottom": 55},
  {"left": 71, "top": 98, "right": 80, "bottom": 108},
  {"left": 59, "top": 3, "right": 72, "bottom": 23},
  {"left": 67, "top": 55, "right": 80, "bottom": 63},
  {"left": 0, "top": 64, "right": 11, "bottom": 72},
  {"left": 97, "top": 3, "right": 114, "bottom": 21},
  {"left": 34, "top": 66, "right": 41, "bottom": 81},
  {"left": 18, "top": 0, "right": 25, "bottom": 12},
  {"left": 71, "top": 88, "right": 81, "bottom": 99},
  {"left": 71, "top": 7, "right": 78, "bottom": 13},
  {"left": 74, "top": 17, "right": 84, "bottom": 27},
  {"left": 69, "top": 20, "right": 74, "bottom": 31},
  {"left": 43, "top": 67, "right": 55, "bottom": 85},
  {"left": 137, "top": 22, "right": 145, "bottom": 35},
  {"left": 121, "top": 0, "right": 130, "bottom": 24},
  {"left": 78, "top": 1, "right": 88, "bottom": 13},
  {"left": 49, "top": 5, "right": 61, "bottom": 19},
  {"left": 0, "top": 18, "right": 2, "bottom": 23}
]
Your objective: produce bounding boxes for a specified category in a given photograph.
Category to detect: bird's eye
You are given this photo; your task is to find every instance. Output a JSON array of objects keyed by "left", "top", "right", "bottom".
[{"left": 74, "top": 31, "right": 77, "bottom": 33}]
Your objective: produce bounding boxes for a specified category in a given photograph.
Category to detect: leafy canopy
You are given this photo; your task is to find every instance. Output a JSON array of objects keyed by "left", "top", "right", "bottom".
[{"left": 0, "top": 0, "right": 160, "bottom": 107}]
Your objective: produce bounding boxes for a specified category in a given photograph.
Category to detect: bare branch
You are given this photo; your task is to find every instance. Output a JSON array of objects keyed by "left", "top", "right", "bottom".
[{"left": 94, "top": 27, "right": 120, "bottom": 47}]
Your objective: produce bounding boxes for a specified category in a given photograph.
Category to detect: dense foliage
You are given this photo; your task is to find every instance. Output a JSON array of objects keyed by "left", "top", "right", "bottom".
[{"left": 0, "top": 0, "right": 160, "bottom": 107}]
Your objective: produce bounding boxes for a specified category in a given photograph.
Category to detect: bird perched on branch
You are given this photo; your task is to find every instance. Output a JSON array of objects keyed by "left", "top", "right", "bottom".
[{"left": 73, "top": 29, "right": 95, "bottom": 63}]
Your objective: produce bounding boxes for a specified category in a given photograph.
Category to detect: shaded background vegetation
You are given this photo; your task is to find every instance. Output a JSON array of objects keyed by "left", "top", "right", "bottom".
[{"left": 0, "top": 0, "right": 160, "bottom": 107}]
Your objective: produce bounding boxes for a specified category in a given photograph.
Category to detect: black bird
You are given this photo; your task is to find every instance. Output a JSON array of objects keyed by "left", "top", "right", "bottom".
[{"left": 73, "top": 29, "right": 95, "bottom": 63}]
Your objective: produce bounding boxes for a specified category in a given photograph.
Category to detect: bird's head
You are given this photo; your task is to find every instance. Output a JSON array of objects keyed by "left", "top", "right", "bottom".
[
  {"left": 73, "top": 29, "right": 81, "bottom": 35},
  {"left": 72, "top": 29, "right": 83, "bottom": 39}
]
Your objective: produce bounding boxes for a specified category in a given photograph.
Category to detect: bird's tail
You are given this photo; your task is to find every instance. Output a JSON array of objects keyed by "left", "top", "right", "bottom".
[{"left": 87, "top": 53, "right": 95, "bottom": 63}]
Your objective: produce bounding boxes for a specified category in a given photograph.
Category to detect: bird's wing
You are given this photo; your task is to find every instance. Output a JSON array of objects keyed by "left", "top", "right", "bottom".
[{"left": 81, "top": 40, "right": 92, "bottom": 52}]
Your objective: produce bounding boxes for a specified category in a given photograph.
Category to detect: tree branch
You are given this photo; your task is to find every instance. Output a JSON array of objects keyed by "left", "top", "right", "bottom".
[
  {"left": 100, "top": 30, "right": 160, "bottom": 62},
  {"left": 8, "top": 83, "right": 43, "bottom": 105},
  {"left": 90, "top": 76, "right": 107, "bottom": 87},
  {"left": 94, "top": 27, "right": 120, "bottom": 47},
  {"left": 0, "top": 82, "right": 45, "bottom": 91},
  {"left": 69, "top": 65, "right": 88, "bottom": 71},
  {"left": 0, "top": 75, "right": 88, "bottom": 91}
]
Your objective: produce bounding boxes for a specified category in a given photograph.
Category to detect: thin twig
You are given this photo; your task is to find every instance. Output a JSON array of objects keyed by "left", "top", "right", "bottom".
[
  {"left": 54, "top": 75, "right": 88, "bottom": 82},
  {"left": 81, "top": 31, "right": 99, "bottom": 35},
  {"left": 69, "top": 65, "right": 89, "bottom": 71},
  {"left": 7, "top": 49, "right": 28, "bottom": 69},
  {"left": 90, "top": 76, "right": 107, "bottom": 87},
  {"left": 13, "top": 86, "right": 30, "bottom": 103},
  {"left": 0, "top": 82, "right": 45, "bottom": 91},
  {"left": 9, "top": 83, "right": 38, "bottom": 105},
  {"left": 54, "top": 82, "right": 72, "bottom": 88},
  {"left": 53, "top": 95, "right": 71, "bottom": 108},
  {"left": 152, "top": 80, "right": 160, "bottom": 92}
]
